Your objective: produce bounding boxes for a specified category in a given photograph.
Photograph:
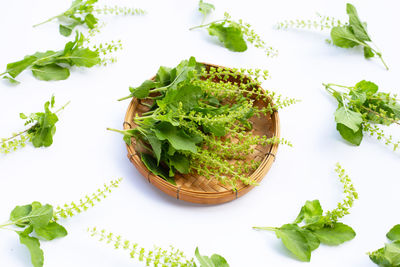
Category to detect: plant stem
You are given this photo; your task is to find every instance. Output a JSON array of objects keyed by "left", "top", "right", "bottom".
[
  {"left": 189, "top": 19, "right": 224, "bottom": 30},
  {"left": 252, "top": 226, "right": 277, "bottom": 231},
  {"left": 106, "top": 128, "right": 130, "bottom": 135},
  {"left": 117, "top": 95, "right": 133, "bottom": 101},
  {"left": 0, "top": 127, "right": 33, "bottom": 144},
  {"left": 55, "top": 101, "right": 71, "bottom": 114},
  {"left": 33, "top": 15, "right": 61, "bottom": 27},
  {"left": 0, "top": 221, "right": 15, "bottom": 229}
]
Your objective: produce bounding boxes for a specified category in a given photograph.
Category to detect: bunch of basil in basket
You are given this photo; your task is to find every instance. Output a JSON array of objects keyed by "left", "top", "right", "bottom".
[{"left": 109, "top": 57, "right": 296, "bottom": 188}]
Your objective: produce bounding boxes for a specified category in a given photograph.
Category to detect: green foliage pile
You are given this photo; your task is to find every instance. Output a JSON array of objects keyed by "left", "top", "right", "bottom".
[
  {"left": 89, "top": 227, "right": 229, "bottom": 267},
  {"left": 0, "top": 178, "right": 122, "bottom": 267},
  {"left": 253, "top": 163, "right": 358, "bottom": 262},
  {"left": 324, "top": 81, "right": 400, "bottom": 150},
  {"left": 0, "top": 96, "right": 69, "bottom": 154},
  {"left": 109, "top": 57, "right": 296, "bottom": 188},
  {"left": 276, "top": 3, "right": 388, "bottom": 69},
  {"left": 369, "top": 225, "right": 400, "bottom": 267}
]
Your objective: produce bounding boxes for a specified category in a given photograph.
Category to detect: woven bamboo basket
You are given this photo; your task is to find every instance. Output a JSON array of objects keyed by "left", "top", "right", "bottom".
[{"left": 123, "top": 63, "right": 280, "bottom": 204}]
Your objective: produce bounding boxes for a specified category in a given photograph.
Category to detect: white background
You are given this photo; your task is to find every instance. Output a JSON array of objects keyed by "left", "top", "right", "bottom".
[{"left": 1, "top": 0, "right": 399, "bottom": 266}]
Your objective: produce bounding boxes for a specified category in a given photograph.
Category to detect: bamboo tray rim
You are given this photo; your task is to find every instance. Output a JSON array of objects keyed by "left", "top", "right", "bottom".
[{"left": 123, "top": 62, "right": 280, "bottom": 204}]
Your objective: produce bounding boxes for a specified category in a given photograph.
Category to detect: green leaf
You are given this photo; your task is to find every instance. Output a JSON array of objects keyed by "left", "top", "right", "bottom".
[
  {"left": 336, "top": 123, "right": 363, "bottom": 146},
  {"left": 155, "top": 66, "right": 172, "bottom": 86},
  {"left": 330, "top": 26, "right": 360, "bottom": 48},
  {"left": 334, "top": 106, "right": 363, "bottom": 133},
  {"left": 141, "top": 153, "right": 176, "bottom": 185},
  {"left": 157, "top": 83, "right": 203, "bottom": 112},
  {"left": 18, "top": 229, "right": 44, "bottom": 267},
  {"left": 129, "top": 80, "right": 159, "bottom": 99},
  {"left": 10, "top": 204, "right": 33, "bottom": 227},
  {"left": 154, "top": 122, "right": 202, "bottom": 153},
  {"left": 168, "top": 153, "right": 190, "bottom": 174},
  {"left": 30, "top": 110, "right": 59, "bottom": 148},
  {"left": 275, "top": 224, "right": 311, "bottom": 262},
  {"left": 369, "top": 247, "right": 391, "bottom": 267},
  {"left": 195, "top": 247, "right": 229, "bottom": 267},
  {"left": 387, "top": 225, "right": 400, "bottom": 241},
  {"left": 146, "top": 134, "right": 162, "bottom": 163},
  {"left": 32, "top": 51, "right": 61, "bottom": 66},
  {"left": 28, "top": 202, "right": 53, "bottom": 229},
  {"left": 364, "top": 46, "right": 375, "bottom": 58},
  {"left": 84, "top": 13, "right": 98, "bottom": 29},
  {"left": 384, "top": 242, "right": 400, "bottom": 266},
  {"left": 35, "top": 222, "right": 68, "bottom": 241},
  {"left": 5, "top": 56, "right": 37, "bottom": 78},
  {"left": 3, "top": 75, "right": 20, "bottom": 84},
  {"left": 312, "top": 223, "right": 356, "bottom": 245},
  {"left": 299, "top": 228, "right": 320, "bottom": 252},
  {"left": 199, "top": 0, "right": 215, "bottom": 19},
  {"left": 346, "top": 3, "right": 371, "bottom": 42},
  {"left": 294, "top": 200, "right": 323, "bottom": 224},
  {"left": 208, "top": 22, "right": 247, "bottom": 52},
  {"left": 69, "top": 48, "right": 100, "bottom": 67},
  {"left": 31, "top": 64, "right": 70, "bottom": 81},
  {"left": 59, "top": 24, "right": 73, "bottom": 37},
  {"left": 355, "top": 80, "right": 378, "bottom": 95}
]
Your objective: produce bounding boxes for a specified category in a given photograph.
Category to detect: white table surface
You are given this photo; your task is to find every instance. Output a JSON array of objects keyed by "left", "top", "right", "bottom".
[{"left": 1, "top": 0, "right": 399, "bottom": 266}]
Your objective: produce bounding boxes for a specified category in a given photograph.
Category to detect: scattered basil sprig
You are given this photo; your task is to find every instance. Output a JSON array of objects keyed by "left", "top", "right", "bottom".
[
  {"left": 89, "top": 227, "right": 230, "bottom": 266},
  {"left": 369, "top": 225, "right": 400, "bottom": 267},
  {"left": 0, "top": 96, "right": 69, "bottom": 154},
  {"left": 190, "top": 12, "right": 277, "bottom": 56},
  {"left": 324, "top": 80, "right": 400, "bottom": 151},
  {"left": 33, "top": 0, "right": 145, "bottom": 37},
  {"left": 276, "top": 3, "right": 388, "bottom": 70},
  {"left": 0, "top": 32, "right": 99, "bottom": 83},
  {"left": 198, "top": 0, "right": 215, "bottom": 23},
  {"left": 0, "top": 178, "right": 122, "bottom": 267},
  {"left": 253, "top": 163, "right": 358, "bottom": 262}
]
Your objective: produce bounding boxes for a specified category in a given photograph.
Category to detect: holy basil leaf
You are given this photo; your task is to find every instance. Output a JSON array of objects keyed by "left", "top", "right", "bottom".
[
  {"left": 141, "top": 153, "right": 176, "bottom": 185},
  {"left": 334, "top": 106, "right": 363, "bottom": 133},
  {"left": 59, "top": 24, "right": 74, "bottom": 37},
  {"left": 18, "top": 230, "right": 44, "bottom": 267},
  {"left": 5, "top": 56, "right": 37, "bottom": 78},
  {"left": 384, "top": 242, "right": 400, "bottom": 266},
  {"left": 84, "top": 13, "right": 98, "bottom": 29},
  {"left": 30, "top": 112, "right": 59, "bottom": 148},
  {"left": 154, "top": 122, "right": 202, "bottom": 153},
  {"left": 146, "top": 134, "right": 162, "bottom": 163},
  {"left": 208, "top": 22, "right": 247, "bottom": 52},
  {"left": 31, "top": 64, "right": 70, "bottom": 81},
  {"left": 157, "top": 83, "right": 203, "bottom": 112},
  {"left": 355, "top": 80, "right": 378, "bottom": 95},
  {"left": 28, "top": 202, "right": 53, "bottom": 229},
  {"left": 346, "top": 3, "right": 371, "bottom": 42},
  {"left": 129, "top": 80, "right": 159, "bottom": 99},
  {"left": 10, "top": 204, "right": 33, "bottom": 227},
  {"left": 155, "top": 66, "right": 172, "bottom": 86},
  {"left": 294, "top": 200, "right": 323, "bottom": 224},
  {"left": 336, "top": 123, "right": 363, "bottom": 146},
  {"left": 168, "top": 153, "right": 190, "bottom": 174},
  {"left": 364, "top": 46, "right": 375, "bottom": 58},
  {"left": 195, "top": 247, "right": 229, "bottom": 267},
  {"left": 275, "top": 224, "right": 312, "bottom": 262},
  {"left": 387, "top": 225, "right": 400, "bottom": 241},
  {"left": 330, "top": 26, "right": 360, "bottom": 48},
  {"left": 35, "top": 222, "right": 68, "bottom": 241},
  {"left": 69, "top": 48, "right": 100, "bottom": 67},
  {"left": 311, "top": 223, "right": 356, "bottom": 245}
]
